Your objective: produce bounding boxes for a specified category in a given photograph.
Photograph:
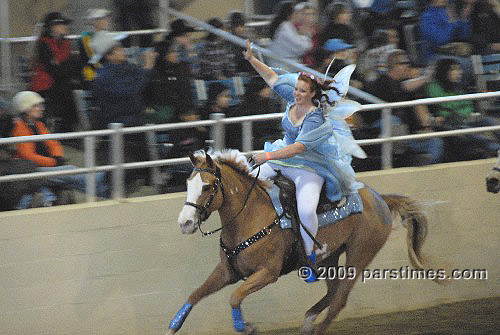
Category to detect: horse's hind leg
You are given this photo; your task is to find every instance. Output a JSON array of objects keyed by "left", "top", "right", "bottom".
[
  {"left": 302, "top": 254, "right": 340, "bottom": 335},
  {"left": 313, "top": 234, "right": 389, "bottom": 335},
  {"left": 229, "top": 267, "right": 280, "bottom": 334}
]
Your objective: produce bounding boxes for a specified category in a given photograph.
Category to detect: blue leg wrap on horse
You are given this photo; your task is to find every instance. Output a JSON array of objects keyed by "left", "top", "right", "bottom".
[
  {"left": 169, "top": 302, "right": 192, "bottom": 331},
  {"left": 231, "top": 307, "right": 245, "bottom": 332},
  {"left": 305, "top": 251, "right": 318, "bottom": 283}
]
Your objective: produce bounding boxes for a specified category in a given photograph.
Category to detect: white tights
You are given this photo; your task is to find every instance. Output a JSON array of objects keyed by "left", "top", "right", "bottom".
[{"left": 258, "top": 163, "right": 324, "bottom": 256}]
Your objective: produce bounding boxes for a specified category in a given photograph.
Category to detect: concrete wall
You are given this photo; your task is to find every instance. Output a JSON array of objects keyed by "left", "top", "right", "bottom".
[{"left": 0, "top": 159, "right": 498, "bottom": 335}]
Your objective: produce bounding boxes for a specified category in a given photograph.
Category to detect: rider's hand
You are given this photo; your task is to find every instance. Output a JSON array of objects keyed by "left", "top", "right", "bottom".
[
  {"left": 252, "top": 152, "right": 268, "bottom": 166},
  {"left": 243, "top": 39, "right": 254, "bottom": 61}
]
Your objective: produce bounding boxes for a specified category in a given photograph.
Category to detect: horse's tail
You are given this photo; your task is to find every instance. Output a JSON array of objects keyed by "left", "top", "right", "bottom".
[{"left": 381, "top": 194, "right": 429, "bottom": 270}]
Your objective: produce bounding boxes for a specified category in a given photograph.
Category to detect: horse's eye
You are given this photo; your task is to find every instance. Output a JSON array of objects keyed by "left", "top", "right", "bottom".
[{"left": 202, "top": 185, "right": 212, "bottom": 192}]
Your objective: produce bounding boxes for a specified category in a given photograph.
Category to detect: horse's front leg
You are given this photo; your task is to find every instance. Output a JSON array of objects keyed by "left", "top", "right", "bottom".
[
  {"left": 167, "top": 261, "right": 236, "bottom": 334},
  {"left": 229, "top": 267, "right": 280, "bottom": 334}
]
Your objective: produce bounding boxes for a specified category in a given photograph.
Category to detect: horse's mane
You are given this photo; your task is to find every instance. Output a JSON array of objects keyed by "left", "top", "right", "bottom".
[{"left": 194, "top": 149, "right": 272, "bottom": 189}]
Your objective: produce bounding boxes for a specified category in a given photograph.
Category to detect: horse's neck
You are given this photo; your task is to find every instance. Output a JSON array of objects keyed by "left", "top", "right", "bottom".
[{"left": 218, "top": 165, "right": 274, "bottom": 245}]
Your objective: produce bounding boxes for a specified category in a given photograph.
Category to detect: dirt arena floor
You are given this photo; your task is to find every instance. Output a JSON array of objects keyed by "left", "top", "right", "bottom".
[{"left": 260, "top": 297, "right": 499, "bottom": 335}]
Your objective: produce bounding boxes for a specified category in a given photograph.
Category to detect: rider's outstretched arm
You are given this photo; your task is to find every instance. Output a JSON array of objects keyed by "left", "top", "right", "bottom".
[{"left": 243, "top": 39, "right": 278, "bottom": 87}]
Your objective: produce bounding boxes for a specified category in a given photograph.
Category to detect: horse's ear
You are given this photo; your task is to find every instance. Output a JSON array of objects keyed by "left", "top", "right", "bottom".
[
  {"left": 205, "top": 152, "right": 214, "bottom": 168},
  {"left": 189, "top": 152, "right": 198, "bottom": 167}
]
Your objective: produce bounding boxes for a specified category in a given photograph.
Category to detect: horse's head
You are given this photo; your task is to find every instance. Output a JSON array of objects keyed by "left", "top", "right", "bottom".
[
  {"left": 486, "top": 151, "right": 500, "bottom": 194},
  {"left": 177, "top": 152, "right": 225, "bottom": 234}
]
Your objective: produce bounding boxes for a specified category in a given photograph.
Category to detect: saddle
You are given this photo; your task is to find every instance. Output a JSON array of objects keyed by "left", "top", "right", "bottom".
[{"left": 271, "top": 171, "right": 346, "bottom": 276}]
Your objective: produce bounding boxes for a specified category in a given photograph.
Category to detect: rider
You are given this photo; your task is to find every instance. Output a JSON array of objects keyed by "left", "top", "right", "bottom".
[{"left": 244, "top": 40, "right": 365, "bottom": 282}]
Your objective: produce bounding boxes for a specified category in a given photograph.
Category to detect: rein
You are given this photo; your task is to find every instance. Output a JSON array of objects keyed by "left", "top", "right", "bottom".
[{"left": 185, "top": 164, "right": 261, "bottom": 237}]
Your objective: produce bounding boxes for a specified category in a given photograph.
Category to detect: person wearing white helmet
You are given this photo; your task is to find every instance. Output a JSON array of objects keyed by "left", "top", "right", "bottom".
[{"left": 10, "top": 91, "right": 109, "bottom": 200}]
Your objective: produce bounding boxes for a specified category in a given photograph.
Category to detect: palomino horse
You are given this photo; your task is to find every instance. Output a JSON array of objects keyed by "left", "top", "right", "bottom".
[
  {"left": 486, "top": 150, "right": 500, "bottom": 193},
  {"left": 168, "top": 150, "right": 435, "bottom": 335}
]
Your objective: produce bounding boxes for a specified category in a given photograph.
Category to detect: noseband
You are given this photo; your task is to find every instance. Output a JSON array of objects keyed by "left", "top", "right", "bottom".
[{"left": 184, "top": 166, "right": 225, "bottom": 227}]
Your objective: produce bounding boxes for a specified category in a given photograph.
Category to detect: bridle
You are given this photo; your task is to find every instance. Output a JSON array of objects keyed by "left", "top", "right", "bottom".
[
  {"left": 184, "top": 166, "right": 224, "bottom": 232},
  {"left": 184, "top": 164, "right": 260, "bottom": 236}
]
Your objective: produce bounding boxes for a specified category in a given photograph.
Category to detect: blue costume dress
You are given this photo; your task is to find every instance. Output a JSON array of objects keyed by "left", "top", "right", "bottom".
[{"left": 264, "top": 65, "right": 366, "bottom": 202}]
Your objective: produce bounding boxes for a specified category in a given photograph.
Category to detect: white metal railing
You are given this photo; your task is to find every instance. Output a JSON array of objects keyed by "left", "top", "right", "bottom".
[{"left": 1, "top": 91, "right": 499, "bottom": 202}]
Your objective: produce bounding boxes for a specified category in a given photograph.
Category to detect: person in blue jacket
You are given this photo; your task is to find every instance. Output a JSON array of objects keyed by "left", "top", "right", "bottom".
[
  {"left": 91, "top": 32, "right": 156, "bottom": 129},
  {"left": 418, "top": 0, "right": 473, "bottom": 64},
  {"left": 245, "top": 40, "right": 366, "bottom": 282}
]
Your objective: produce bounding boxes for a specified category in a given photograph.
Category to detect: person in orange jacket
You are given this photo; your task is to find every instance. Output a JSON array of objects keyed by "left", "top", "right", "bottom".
[{"left": 11, "top": 91, "right": 108, "bottom": 199}]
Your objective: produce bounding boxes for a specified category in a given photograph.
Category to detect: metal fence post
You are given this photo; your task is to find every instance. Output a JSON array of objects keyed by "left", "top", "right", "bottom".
[
  {"left": 110, "top": 123, "right": 124, "bottom": 199},
  {"left": 381, "top": 108, "right": 393, "bottom": 169},
  {"left": 84, "top": 136, "right": 96, "bottom": 202},
  {"left": 1, "top": 0, "right": 11, "bottom": 94},
  {"left": 242, "top": 121, "right": 253, "bottom": 152},
  {"left": 210, "top": 113, "right": 225, "bottom": 151}
]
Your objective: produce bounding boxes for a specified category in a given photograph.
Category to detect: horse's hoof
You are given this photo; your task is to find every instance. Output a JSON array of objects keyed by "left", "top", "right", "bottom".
[
  {"left": 301, "top": 314, "right": 316, "bottom": 335},
  {"left": 243, "top": 322, "right": 257, "bottom": 335}
]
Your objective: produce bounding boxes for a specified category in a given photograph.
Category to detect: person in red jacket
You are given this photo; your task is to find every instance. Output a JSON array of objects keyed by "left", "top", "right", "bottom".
[
  {"left": 11, "top": 91, "right": 108, "bottom": 199},
  {"left": 31, "top": 12, "right": 79, "bottom": 132}
]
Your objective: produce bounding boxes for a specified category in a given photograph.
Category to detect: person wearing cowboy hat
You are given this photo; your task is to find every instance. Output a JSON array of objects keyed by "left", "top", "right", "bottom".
[
  {"left": 90, "top": 32, "right": 156, "bottom": 129},
  {"left": 31, "top": 12, "right": 79, "bottom": 133},
  {"left": 78, "top": 8, "right": 113, "bottom": 89}
]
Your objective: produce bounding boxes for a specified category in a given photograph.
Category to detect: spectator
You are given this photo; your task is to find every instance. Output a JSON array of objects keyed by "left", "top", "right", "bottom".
[
  {"left": 203, "top": 82, "right": 234, "bottom": 148},
  {"left": 10, "top": 91, "right": 108, "bottom": 199},
  {"left": 232, "top": 77, "right": 282, "bottom": 149},
  {"left": 268, "top": 1, "right": 295, "bottom": 40},
  {"left": 362, "top": 0, "right": 397, "bottom": 37},
  {"left": 268, "top": 2, "right": 316, "bottom": 70},
  {"left": 357, "top": 29, "right": 398, "bottom": 82},
  {"left": 144, "top": 37, "right": 196, "bottom": 125},
  {"left": 113, "top": 0, "right": 155, "bottom": 47},
  {"left": 470, "top": 0, "right": 500, "bottom": 54},
  {"left": 318, "top": 2, "right": 357, "bottom": 46},
  {"left": 78, "top": 8, "right": 113, "bottom": 90},
  {"left": 198, "top": 18, "right": 235, "bottom": 80},
  {"left": 166, "top": 19, "right": 198, "bottom": 76},
  {"left": 365, "top": 50, "right": 444, "bottom": 165},
  {"left": 427, "top": 58, "right": 499, "bottom": 156},
  {"left": 90, "top": 32, "right": 156, "bottom": 186},
  {"left": 91, "top": 31, "right": 155, "bottom": 129},
  {"left": 0, "top": 97, "right": 47, "bottom": 210},
  {"left": 227, "top": 11, "right": 256, "bottom": 75},
  {"left": 419, "top": 0, "right": 473, "bottom": 64},
  {"left": 31, "top": 12, "right": 79, "bottom": 132},
  {"left": 319, "top": 39, "right": 364, "bottom": 89}
]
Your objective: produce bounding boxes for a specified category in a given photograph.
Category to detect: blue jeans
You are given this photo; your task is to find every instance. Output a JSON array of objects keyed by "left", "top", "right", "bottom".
[
  {"left": 371, "top": 116, "right": 444, "bottom": 164},
  {"left": 16, "top": 187, "right": 57, "bottom": 209},
  {"left": 407, "top": 137, "right": 444, "bottom": 164},
  {"left": 38, "top": 165, "right": 108, "bottom": 198}
]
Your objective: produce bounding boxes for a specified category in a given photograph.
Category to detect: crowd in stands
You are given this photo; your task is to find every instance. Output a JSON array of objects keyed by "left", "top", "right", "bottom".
[{"left": 1, "top": 0, "right": 499, "bottom": 210}]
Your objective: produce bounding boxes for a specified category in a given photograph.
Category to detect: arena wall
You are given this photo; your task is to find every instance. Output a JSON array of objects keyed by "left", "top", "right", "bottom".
[{"left": 0, "top": 159, "right": 498, "bottom": 335}]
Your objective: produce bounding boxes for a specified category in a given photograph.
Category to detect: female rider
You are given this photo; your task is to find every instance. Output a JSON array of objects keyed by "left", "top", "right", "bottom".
[{"left": 244, "top": 40, "right": 365, "bottom": 282}]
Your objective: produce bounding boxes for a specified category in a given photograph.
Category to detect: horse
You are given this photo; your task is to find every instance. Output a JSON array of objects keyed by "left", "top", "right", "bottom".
[
  {"left": 167, "top": 150, "right": 437, "bottom": 335},
  {"left": 486, "top": 150, "right": 500, "bottom": 193}
]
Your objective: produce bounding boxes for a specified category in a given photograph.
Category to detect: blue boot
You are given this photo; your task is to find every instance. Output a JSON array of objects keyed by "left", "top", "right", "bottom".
[{"left": 304, "top": 251, "right": 318, "bottom": 283}]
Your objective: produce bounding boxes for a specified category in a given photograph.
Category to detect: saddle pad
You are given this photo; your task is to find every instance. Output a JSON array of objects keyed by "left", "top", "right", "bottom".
[{"left": 267, "top": 184, "right": 363, "bottom": 230}]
